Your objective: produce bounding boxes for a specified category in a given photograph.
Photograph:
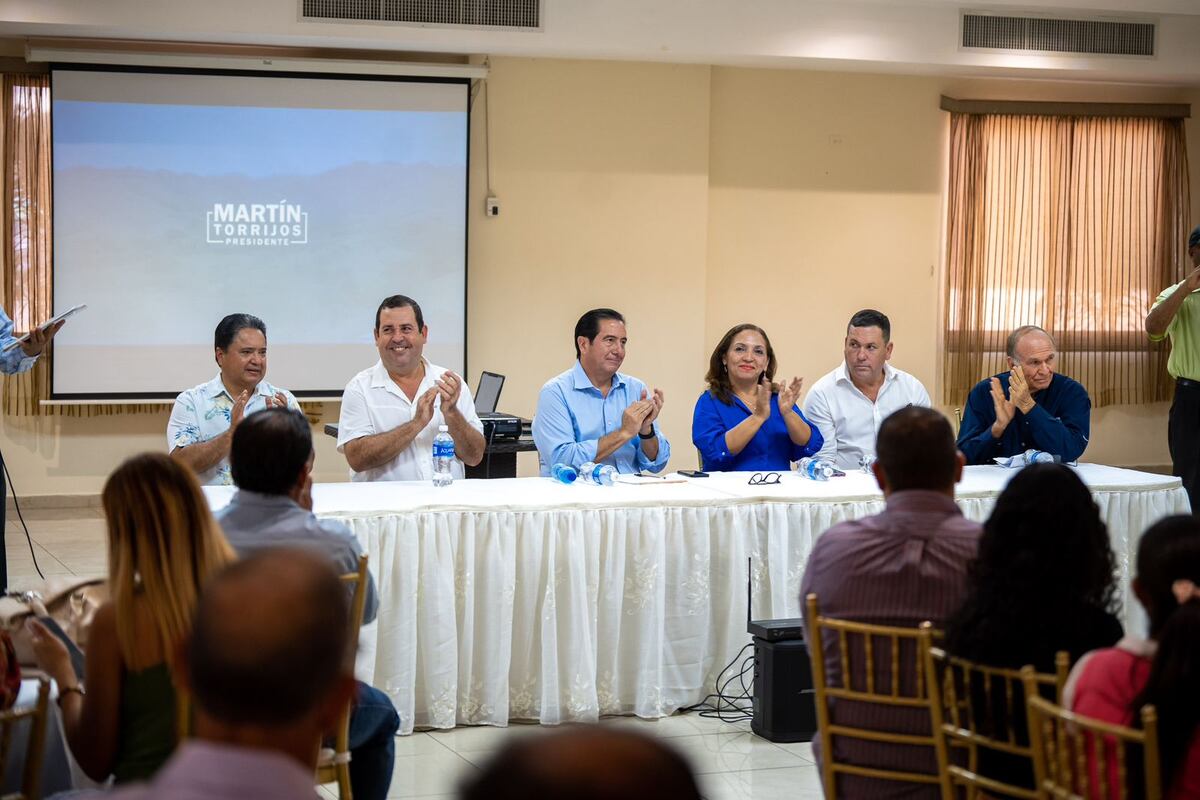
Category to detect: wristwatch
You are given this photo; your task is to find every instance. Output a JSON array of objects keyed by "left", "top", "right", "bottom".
[{"left": 639, "top": 427, "right": 656, "bottom": 440}]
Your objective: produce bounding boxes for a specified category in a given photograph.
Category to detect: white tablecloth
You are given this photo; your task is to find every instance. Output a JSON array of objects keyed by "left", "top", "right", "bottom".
[{"left": 204, "top": 464, "right": 1189, "bottom": 734}]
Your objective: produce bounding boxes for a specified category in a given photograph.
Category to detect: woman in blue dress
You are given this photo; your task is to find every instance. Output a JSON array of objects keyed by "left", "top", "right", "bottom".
[{"left": 692, "top": 323, "right": 823, "bottom": 471}]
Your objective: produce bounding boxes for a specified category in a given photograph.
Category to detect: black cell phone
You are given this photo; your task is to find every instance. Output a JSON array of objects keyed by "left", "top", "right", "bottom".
[
  {"left": 678, "top": 469, "right": 709, "bottom": 478},
  {"left": 36, "top": 616, "right": 86, "bottom": 681}
]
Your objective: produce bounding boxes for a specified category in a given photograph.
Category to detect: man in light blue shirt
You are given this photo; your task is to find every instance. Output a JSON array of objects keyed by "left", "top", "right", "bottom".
[
  {"left": 1, "top": 304, "right": 64, "bottom": 590},
  {"left": 168, "top": 313, "right": 298, "bottom": 485},
  {"left": 533, "top": 308, "right": 670, "bottom": 475}
]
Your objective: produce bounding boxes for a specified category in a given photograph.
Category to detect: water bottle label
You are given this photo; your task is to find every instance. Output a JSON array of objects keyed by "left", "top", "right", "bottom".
[{"left": 434, "top": 441, "right": 455, "bottom": 459}]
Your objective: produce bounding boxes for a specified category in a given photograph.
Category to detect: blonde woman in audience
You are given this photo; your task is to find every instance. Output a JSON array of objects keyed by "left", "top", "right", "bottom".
[{"left": 26, "top": 452, "right": 236, "bottom": 784}]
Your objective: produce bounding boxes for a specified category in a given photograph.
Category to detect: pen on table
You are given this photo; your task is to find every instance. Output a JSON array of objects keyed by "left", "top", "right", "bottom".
[{"left": 634, "top": 472, "right": 666, "bottom": 479}]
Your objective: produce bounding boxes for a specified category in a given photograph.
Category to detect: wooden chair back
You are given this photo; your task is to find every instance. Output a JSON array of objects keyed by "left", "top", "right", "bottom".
[
  {"left": 316, "top": 553, "right": 370, "bottom": 800},
  {"left": 920, "top": 629, "right": 1067, "bottom": 800},
  {"left": 0, "top": 678, "right": 50, "bottom": 800},
  {"left": 806, "top": 593, "right": 941, "bottom": 798},
  {"left": 1021, "top": 667, "right": 1162, "bottom": 800}
]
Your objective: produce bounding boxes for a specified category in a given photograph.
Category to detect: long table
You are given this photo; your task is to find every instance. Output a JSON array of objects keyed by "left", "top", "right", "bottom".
[{"left": 203, "top": 464, "right": 1188, "bottom": 734}]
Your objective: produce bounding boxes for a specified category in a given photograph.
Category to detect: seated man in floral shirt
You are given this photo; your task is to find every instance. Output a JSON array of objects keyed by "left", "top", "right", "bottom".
[{"left": 168, "top": 313, "right": 298, "bottom": 485}]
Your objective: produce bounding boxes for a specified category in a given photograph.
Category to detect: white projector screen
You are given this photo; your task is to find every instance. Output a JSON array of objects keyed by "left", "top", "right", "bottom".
[{"left": 51, "top": 67, "right": 468, "bottom": 399}]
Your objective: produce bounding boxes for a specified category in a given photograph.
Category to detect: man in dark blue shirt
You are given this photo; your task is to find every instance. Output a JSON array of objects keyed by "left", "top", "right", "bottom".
[{"left": 956, "top": 325, "right": 1090, "bottom": 465}]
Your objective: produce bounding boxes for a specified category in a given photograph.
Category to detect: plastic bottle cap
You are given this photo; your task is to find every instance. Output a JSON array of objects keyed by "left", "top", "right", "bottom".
[{"left": 438, "top": 425, "right": 449, "bottom": 432}]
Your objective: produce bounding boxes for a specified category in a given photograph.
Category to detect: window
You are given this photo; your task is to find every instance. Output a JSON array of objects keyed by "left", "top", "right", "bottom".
[{"left": 942, "top": 106, "right": 1190, "bottom": 407}]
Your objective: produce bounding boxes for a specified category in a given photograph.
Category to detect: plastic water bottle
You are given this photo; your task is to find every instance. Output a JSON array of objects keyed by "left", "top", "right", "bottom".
[
  {"left": 797, "top": 457, "right": 835, "bottom": 482},
  {"left": 1024, "top": 449, "right": 1059, "bottom": 464},
  {"left": 578, "top": 461, "right": 617, "bottom": 486},
  {"left": 551, "top": 463, "right": 579, "bottom": 484},
  {"left": 432, "top": 425, "right": 454, "bottom": 487}
]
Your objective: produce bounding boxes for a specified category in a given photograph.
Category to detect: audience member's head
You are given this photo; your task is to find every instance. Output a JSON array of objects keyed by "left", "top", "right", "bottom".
[
  {"left": 871, "top": 406, "right": 963, "bottom": 495},
  {"left": 1129, "top": 515, "right": 1200, "bottom": 793},
  {"left": 103, "top": 452, "right": 235, "bottom": 668},
  {"left": 945, "top": 463, "right": 1118, "bottom": 668},
  {"left": 459, "top": 726, "right": 701, "bottom": 800},
  {"left": 1188, "top": 224, "right": 1200, "bottom": 266},
  {"left": 182, "top": 548, "right": 355, "bottom": 768},
  {"left": 230, "top": 407, "right": 314, "bottom": 497},
  {"left": 1133, "top": 515, "right": 1200, "bottom": 637}
]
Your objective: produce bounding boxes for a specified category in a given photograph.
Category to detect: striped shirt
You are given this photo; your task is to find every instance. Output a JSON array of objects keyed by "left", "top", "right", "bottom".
[{"left": 799, "top": 490, "right": 981, "bottom": 799}]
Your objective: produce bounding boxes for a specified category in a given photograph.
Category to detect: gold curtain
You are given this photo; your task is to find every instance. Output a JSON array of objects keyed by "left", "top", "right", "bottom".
[
  {"left": 943, "top": 112, "right": 1190, "bottom": 409},
  {"left": 0, "top": 74, "right": 165, "bottom": 416}
]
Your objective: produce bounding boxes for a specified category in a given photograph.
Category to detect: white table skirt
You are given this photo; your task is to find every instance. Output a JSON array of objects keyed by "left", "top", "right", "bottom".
[{"left": 204, "top": 464, "right": 1189, "bottom": 734}]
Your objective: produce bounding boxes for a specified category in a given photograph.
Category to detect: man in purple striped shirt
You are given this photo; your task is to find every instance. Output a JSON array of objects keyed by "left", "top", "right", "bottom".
[{"left": 800, "top": 406, "right": 981, "bottom": 798}]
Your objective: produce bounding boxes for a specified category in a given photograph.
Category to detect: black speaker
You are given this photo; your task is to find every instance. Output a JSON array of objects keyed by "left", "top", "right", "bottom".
[{"left": 751, "top": 636, "right": 818, "bottom": 743}]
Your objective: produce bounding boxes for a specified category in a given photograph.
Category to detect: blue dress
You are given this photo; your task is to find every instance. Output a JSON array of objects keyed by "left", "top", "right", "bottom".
[{"left": 691, "top": 390, "right": 824, "bottom": 472}]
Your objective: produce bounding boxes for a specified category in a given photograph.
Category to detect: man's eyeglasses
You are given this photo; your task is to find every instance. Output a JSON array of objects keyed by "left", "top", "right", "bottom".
[{"left": 747, "top": 472, "right": 781, "bottom": 486}]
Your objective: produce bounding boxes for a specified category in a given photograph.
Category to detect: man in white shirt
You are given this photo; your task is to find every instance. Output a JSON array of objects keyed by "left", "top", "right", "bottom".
[
  {"left": 803, "top": 309, "right": 932, "bottom": 471},
  {"left": 337, "top": 295, "right": 485, "bottom": 481}
]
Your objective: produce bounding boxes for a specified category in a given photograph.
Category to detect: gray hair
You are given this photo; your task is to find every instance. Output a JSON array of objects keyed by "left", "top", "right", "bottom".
[{"left": 1006, "top": 325, "right": 1055, "bottom": 359}]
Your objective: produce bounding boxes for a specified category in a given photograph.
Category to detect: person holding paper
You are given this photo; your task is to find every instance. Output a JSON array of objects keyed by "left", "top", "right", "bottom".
[
  {"left": 0, "top": 305, "right": 65, "bottom": 590},
  {"left": 0, "top": 304, "right": 63, "bottom": 372},
  {"left": 168, "top": 314, "right": 299, "bottom": 486},
  {"left": 691, "top": 323, "right": 821, "bottom": 471},
  {"left": 533, "top": 308, "right": 671, "bottom": 475}
]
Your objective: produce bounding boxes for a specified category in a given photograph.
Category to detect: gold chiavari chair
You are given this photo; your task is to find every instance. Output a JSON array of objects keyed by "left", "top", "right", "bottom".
[
  {"left": 1021, "top": 666, "right": 1162, "bottom": 800},
  {"left": 921, "top": 628, "right": 1067, "bottom": 800},
  {"left": 806, "top": 593, "right": 941, "bottom": 798}
]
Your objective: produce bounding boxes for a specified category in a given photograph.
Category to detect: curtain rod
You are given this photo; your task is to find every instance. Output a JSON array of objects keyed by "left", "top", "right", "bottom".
[{"left": 940, "top": 95, "right": 1190, "bottom": 119}]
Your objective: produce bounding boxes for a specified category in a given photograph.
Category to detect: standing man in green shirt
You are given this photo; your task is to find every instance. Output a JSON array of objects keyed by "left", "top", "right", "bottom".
[{"left": 1146, "top": 224, "right": 1200, "bottom": 510}]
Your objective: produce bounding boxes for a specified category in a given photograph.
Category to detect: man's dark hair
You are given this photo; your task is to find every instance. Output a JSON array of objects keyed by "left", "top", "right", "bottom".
[
  {"left": 847, "top": 309, "right": 891, "bottom": 343},
  {"left": 187, "top": 549, "right": 349, "bottom": 726},
  {"left": 461, "top": 727, "right": 701, "bottom": 800},
  {"left": 375, "top": 295, "right": 425, "bottom": 332},
  {"left": 214, "top": 314, "right": 266, "bottom": 351},
  {"left": 875, "top": 406, "right": 957, "bottom": 492},
  {"left": 229, "top": 408, "right": 312, "bottom": 496},
  {"left": 573, "top": 308, "right": 625, "bottom": 359}
]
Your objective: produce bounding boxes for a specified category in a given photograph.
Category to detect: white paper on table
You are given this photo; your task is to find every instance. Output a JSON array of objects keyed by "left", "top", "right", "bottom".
[{"left": 612, "top": 473, "right": 690, "bottom": 485}]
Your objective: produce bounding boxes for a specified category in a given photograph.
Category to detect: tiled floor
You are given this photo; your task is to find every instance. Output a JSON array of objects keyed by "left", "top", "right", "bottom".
[{"left": 7, "top": 506, "right": 823, "bottom": 799}]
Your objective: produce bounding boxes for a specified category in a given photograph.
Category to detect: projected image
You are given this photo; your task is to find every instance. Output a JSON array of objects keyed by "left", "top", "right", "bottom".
[{"left": 52, "top": 70, "right": 468, "bottom": 397}]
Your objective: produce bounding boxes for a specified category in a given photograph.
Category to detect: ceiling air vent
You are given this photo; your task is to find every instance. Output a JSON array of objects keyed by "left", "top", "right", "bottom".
[
  {"left": 962, "top": 13, "right": 1155, "bottom": 56},
  {"left": 301, "top": 0, "right": 541, "bottom": 30}
]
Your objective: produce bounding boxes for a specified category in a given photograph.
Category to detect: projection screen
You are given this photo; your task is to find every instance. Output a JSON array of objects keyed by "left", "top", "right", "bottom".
[{"left": 51, "top": 67, "right": 469, "bottom": 399}]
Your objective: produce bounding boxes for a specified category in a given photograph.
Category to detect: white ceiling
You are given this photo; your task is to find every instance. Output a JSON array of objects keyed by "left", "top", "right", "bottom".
[{"left": 0, "top": 0, "right": 1198, "bottom": 85}]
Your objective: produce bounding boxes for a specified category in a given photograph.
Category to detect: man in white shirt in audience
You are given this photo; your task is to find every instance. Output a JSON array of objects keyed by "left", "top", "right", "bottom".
[
  {"left": 76, "top": 548, "right": 358, "bottom": 800},
  {"left": 803, "top": 309, "right": 931, "bottom": 471},
  {"left": 338, "top": 294, "right": 484, "bottom": 481},
  {"left": 168, "top": 313, "right": 299, "bottom": 485}
]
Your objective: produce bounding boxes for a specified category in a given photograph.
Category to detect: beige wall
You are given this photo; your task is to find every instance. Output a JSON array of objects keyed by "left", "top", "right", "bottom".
[{"left": 3, "top": 58, "right": 1196, "bottom": 496}]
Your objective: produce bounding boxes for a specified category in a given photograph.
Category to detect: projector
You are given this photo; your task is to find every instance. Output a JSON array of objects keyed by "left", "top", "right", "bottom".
[{"left": 481, "top": 414, "right": 523, "bottom": 441}]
